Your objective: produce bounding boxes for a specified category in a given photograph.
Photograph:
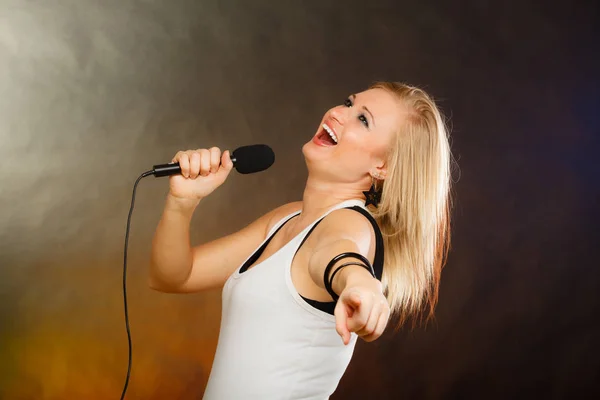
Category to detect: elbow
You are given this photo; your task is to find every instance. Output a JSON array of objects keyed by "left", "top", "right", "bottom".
[
  {"left": 147, "top": 269, "right": 186, "bottom": 293},
  {"left": 147, "top": 257, "right": 192, "bottom": 293},
  {"left": 147, "top": 276, "right": 161, "bottom": 291},
  {"left": 147, "top": 276, "right": 181, "bottom": 293},
  {"left": 147, "top": 262, "right": 172, "bottom": 292},
  {"left": 147, "top": 274, "right": 168, "bottom": 292}
]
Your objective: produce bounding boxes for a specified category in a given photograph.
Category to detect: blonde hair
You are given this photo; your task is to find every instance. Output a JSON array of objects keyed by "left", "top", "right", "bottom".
[{"left": 368, "top": 82, "right": 453, "bottom": 329}]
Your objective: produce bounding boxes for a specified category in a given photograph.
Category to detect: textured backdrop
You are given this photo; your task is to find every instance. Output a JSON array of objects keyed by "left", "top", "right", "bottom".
[{"left": 1, "top": 0, "right": 598, "bottom": 399}]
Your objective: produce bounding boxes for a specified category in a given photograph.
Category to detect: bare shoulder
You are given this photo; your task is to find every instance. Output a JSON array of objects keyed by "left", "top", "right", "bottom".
[
  {"left": 304, "top": 208, "right": 378, "bottom": 283},
  {"left": 313, "top": 208, "right": 375, "bottom": 252}
]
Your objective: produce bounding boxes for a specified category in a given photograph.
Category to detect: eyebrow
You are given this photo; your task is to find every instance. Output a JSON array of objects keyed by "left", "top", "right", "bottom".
[{"left": 351, "top": 94, "right": 376, "bottom": 128}]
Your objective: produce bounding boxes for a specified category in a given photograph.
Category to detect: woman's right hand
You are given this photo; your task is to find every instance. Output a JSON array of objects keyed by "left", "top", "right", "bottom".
[{"left": 168, "top": 147, "right": 234, "bottom": 201}]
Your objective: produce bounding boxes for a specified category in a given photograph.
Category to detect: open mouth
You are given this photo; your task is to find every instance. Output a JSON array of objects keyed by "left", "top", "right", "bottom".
[{"left": 315, "top": 123, "right": 338, "bottom": 146}]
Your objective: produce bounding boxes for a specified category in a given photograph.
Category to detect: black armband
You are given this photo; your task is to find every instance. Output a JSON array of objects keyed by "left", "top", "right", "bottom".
[{"left": 323, "top": 252, "right": 376, "bottom": 301}]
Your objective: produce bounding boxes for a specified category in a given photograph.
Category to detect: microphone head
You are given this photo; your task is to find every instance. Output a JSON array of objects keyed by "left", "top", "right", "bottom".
[{"left": 232, "top": 144, "right": 275, "bottom": 174}]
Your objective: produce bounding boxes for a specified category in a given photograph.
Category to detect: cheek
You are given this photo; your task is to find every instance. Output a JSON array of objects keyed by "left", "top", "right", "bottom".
[
  {"left": 339, "top": 128, "right": 390, "bottom": 167},
  {"left": 370, "top": 136, "right": 392, "bottom": 160},
  {"left": 341, "top": 125, "right": 375, "bottom": 154}
]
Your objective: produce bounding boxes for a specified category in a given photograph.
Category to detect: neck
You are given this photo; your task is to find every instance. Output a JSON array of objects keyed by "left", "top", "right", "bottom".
[{"left": 297, "top": 175, "right": 367, "bottom": 224}]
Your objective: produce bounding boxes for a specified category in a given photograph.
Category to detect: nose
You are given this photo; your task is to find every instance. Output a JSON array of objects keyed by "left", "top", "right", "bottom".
[{"left": 329, "top": 105, "right": 346, "bottom": 125}]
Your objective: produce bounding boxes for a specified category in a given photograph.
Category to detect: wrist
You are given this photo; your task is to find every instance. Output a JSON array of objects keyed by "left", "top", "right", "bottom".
[
  {"left": 165, "top": 193, "right": 201, "bottom": 214},
  {"left": 337, "top": 265, "right": 381, "bottom": 293}
]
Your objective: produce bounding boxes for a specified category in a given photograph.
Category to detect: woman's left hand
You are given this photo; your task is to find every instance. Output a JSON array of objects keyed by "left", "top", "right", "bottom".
[{"left": 334, "top": 283, "right": 390, "bottom": 345}]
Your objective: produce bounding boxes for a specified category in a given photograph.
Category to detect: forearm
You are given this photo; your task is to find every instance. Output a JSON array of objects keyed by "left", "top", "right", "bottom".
[
  {"left": 149, "top": 194, "right": 201, "bottom": 289},
  {"left": 335, "top": 265, "right": 381, "bottom": 295}
]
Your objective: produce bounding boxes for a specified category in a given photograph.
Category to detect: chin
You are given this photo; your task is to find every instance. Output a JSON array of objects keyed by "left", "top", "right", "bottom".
[
  {"left": 302, "top": 140, "right": 326, "bottom": 163},
  {"left": 302, "top": 143, "right": 334, "bottom": 179}
]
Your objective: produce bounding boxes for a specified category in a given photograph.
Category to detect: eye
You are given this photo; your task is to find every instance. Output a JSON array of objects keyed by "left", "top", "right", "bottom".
[
  {"left": 359, "top": 114, "right": 369, "bottom": 128},
  {"left": 344, "top": 98, "right": 353, "bottom": 107}
]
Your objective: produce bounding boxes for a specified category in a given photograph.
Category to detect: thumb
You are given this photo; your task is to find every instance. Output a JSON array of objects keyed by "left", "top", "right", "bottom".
[
  {"left": 334, "top": 300, "right": 351, "bottom": 345},
  {"left": 347, "top": 291, "right": 362, "bottom": 309},
  {"left": 216, "top": 150, "right": 234, "bottom": 179}
]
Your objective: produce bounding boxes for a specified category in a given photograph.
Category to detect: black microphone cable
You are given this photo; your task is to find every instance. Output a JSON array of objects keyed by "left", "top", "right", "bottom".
[
  {"left": 118, "top": 145, "right": 273, "bottom": 398},
  {"left": 120, "top": 169, "right": 153, "bottom": 400}
]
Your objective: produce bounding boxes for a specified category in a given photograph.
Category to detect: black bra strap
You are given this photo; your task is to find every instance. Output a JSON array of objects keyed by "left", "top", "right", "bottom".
[
  {"left": 239, "top": 213, "right": 299, "bottom": 273},
  {"left": 346, "top": 206, "right": 384, "bottom": 280},
  {"left": 296, "top": 219, "right": 324, "bottom": 251}
]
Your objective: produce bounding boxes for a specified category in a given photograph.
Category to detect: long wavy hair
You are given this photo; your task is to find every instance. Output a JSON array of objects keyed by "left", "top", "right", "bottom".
[{"left": 368, "top": 82, "right": 454, "bottom": 328}]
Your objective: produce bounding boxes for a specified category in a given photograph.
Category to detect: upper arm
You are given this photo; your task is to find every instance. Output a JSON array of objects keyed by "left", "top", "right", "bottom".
[
  {"left": 169, "top": 201, "right": 302, "bottom": 293},
  {"left": 307, "top": 209, "right": 377, "bottom": 293}
]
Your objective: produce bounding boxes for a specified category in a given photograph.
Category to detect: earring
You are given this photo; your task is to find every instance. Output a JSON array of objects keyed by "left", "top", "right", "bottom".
[{"left": 363, "top": 175, "right": 382, "bottom": 208}]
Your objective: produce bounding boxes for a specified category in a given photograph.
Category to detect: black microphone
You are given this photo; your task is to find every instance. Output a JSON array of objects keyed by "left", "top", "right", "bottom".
[{"left": 151, "top": 144, "right": 275, "bottom": 177}]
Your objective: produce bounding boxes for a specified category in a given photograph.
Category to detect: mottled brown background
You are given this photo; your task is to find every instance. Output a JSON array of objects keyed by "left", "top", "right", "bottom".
[{"left": 1, "top": 0, "right": 598, "bottom": 399}]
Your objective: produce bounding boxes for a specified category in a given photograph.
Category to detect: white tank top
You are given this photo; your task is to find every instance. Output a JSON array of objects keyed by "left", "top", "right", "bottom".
[{"left": 203, "top": 199, "right": 367, "bottom": 400}]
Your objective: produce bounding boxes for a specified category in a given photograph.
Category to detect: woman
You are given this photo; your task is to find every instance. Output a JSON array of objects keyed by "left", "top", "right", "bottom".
[{"left": 149, "top": 82, "right": 453, "bottom": 399}]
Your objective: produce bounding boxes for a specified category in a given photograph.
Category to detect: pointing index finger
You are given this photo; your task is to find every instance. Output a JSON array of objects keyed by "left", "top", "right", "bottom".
[{"left": 334, "top": 300, "right": 350, "bottom": 345}]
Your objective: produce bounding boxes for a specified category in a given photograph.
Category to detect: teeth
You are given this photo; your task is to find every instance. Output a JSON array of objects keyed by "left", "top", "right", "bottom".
[{"left": 322, "top": 124, "right": 338, "bottom": 143}]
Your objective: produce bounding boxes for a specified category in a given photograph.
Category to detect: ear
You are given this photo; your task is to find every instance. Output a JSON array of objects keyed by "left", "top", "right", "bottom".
[{"left": 371, "top": 166, "right": 387, "bottom": 180}]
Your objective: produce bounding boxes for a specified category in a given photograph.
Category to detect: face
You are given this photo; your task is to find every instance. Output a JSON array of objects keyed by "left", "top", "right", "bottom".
[{"left": 302, "top": 88, "right": 402, "bottom": 184}]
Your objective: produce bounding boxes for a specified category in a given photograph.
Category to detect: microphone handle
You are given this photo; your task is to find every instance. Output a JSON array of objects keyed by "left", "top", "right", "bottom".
[
  {"left": 152, "top": 162, "right": 182, "bottom": 177},
  {"left": 152, "top": 157, "right": 238, "bottom": 177}
]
